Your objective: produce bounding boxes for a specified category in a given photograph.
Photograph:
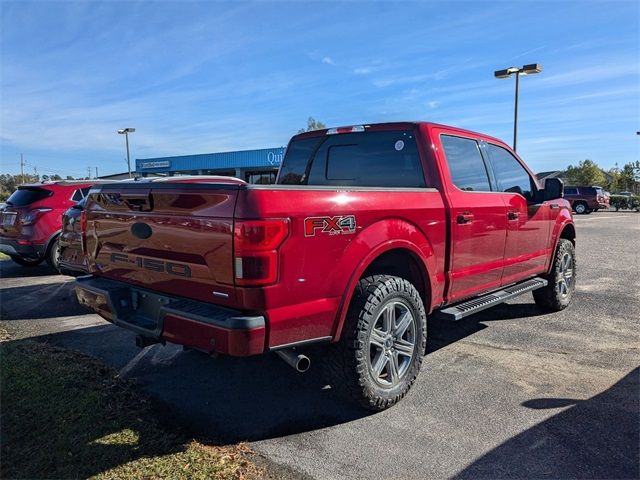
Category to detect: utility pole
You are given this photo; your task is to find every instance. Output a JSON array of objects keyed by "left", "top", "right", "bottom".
[
  {"left": 33, "top": 166, "right": 38, "bottom": 180},
  {"left": 20, "top": 153, "right": 25, "bottom": 184},
  {"left": 87, "top": 166, "right": 92, "bottom": 179},
  {"left": 95, "top": 167, "right": 99, "bottom": 178}
]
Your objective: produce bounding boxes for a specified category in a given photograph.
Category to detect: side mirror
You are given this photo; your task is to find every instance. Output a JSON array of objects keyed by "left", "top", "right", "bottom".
[{"left": 543, "top": 177, "right": 563, "bottom": 201}]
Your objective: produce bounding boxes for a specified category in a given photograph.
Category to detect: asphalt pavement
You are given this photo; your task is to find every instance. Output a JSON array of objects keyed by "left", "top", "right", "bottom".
[{"left": 1, "top": 212, "right": 639, "bottom": 479}]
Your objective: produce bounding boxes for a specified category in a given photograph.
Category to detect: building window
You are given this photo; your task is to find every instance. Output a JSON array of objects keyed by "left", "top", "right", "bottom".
[{"left": 246, "top": 172, "right": 276, "bottom": 184}]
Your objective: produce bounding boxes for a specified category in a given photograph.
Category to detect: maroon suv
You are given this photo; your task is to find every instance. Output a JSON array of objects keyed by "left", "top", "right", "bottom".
[
  {"left": 0, "top": 181, "right": 94, "bottom": 269},
  {"left": 563, "top": 185, "right": 609, "bottom": 214}
]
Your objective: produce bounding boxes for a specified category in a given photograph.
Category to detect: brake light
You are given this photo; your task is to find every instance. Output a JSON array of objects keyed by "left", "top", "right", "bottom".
[
  {"left": 234, "top": 219, "right": 289, "bottom": 286},
  {"left": 326, "top": 125, "right": 365, "bottom": 134},
  {"left": 20, "top": 208, "right": 52, "bottom": 225}
]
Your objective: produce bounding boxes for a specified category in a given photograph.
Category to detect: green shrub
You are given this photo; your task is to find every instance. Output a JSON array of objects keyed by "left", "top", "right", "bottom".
[{"left": 609, "top": 195, "right": 640, "bottom": 211}]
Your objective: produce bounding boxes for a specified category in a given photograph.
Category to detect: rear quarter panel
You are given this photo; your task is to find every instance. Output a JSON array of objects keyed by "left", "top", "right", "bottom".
[{"left": 236, "top": 186, "right": 447, "bottom": 347}]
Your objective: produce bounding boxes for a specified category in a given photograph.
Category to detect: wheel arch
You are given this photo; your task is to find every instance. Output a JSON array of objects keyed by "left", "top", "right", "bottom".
[
  {"left": 560, "top": 222, "right": 576, "bottom": 245},
  {"left": 545, "top": 216, "right": 576, "bottom": 274},
  {"left": 331, "top": 242, "right": 435, "bottom": 342},
  {"left": 45, "top": 229, "right": 62, "bottom": 254}
]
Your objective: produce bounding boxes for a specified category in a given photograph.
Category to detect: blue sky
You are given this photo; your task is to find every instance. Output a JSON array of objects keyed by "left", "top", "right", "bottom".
[{"left": 1, "top": 0, "right": 638, "bottom": 178}]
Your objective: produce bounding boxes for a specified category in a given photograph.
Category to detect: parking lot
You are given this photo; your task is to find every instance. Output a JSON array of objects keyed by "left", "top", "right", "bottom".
[{"left": 1, "top": 212, "right": 638, "bottom": 479}]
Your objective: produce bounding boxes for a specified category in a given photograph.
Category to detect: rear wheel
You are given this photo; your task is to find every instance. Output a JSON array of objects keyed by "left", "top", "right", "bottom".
[
  {"left": 46, "top": 236, "right": 61, "bottom": 271},
  {"left": 574, "top": 202, "right": 588, "bottom": 214},
  {"left": 323, "top": 275, "right": 427, "bottom": 410},
  {"left": 10, "top": 255, "right": 43, "bottom": 267},
  {"left": 533, "top": 239, "right": 576, "bottom": 311}
]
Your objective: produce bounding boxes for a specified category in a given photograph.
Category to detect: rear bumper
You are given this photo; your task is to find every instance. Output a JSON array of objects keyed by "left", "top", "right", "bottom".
[
  {"left": 0, "top": 237, "right": 45, "bottom": 258},
  {"left": 75, "top": 276, "right": 266, "bottom": 356}
]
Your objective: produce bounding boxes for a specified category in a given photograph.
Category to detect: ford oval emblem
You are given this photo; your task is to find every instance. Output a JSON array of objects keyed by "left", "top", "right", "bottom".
[{"left": 131, "top": 222, "right": 152, "bottom": 239}]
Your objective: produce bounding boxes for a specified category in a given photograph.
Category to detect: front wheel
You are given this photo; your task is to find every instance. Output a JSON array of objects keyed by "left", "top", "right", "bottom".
[
  {"left": 323, "top": 275, "right": 427, "bottom": 411},
  {"left": 533, "top": 239, "right": 576, "bottom": 311}
]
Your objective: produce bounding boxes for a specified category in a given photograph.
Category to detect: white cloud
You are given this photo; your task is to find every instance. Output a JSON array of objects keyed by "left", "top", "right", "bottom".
[
  {"left": 427, "top": 101, "right": 439, "bottom": 109},
  {"left": 321, "top": 56, "right": 335, "bottom": 65},
  {"left": 354, "top": 67, "right": 372, "bottom": 75}
]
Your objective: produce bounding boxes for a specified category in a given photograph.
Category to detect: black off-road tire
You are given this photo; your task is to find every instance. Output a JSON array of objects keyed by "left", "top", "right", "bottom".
[
  {"left": 323, "top": 275, "right": 427, "bottom": 411},
  {"left": 533, "top": 239, "right": 576, "bottom": 311},
  {"left": 10, "top": 255, "right": 43, "bottom": 267},
  {"left": 46, "top": 236, "right": 61, "bottom": 272}
]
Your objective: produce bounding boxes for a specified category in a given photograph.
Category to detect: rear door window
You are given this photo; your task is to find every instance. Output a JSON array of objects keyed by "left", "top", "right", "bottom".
[
  {"left": 6, "top": 187, "right": 52, "bottom": 206},
  {"left": 440, "top": 135, "right": 491, "bottom": 192},
  {"left": 278, "top": 130, "right": 426, "bottom": 188},
  {"left": 71, "top": 189, "right": 84, "bottom": 201},
  {"left": 486, "top": 144, "right": 536, "bottom": 201}
]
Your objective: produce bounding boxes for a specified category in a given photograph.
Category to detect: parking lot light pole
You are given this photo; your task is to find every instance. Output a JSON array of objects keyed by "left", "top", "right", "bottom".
[
  {"left": 117, "top": 128, "right": 136, "bottom": 178},
  {"left": 494, "top": 64, "right": 542, "bottom": 151}
]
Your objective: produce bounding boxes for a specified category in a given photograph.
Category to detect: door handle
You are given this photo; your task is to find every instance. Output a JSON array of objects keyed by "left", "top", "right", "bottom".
[
  {"left": 457, "top": 212, "right": 474, "bottom": 224},
  {"left": 507, "top": 211, "right": 519, "bottom": 221}
]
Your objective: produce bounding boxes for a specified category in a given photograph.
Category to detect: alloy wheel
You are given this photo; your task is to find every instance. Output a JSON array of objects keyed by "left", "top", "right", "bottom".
[
  {"left": 367, "top": 301, "right": 416, "bottom": 387},
  {"left": 557, "top": 252, "right": 574, "bottom": 298}
]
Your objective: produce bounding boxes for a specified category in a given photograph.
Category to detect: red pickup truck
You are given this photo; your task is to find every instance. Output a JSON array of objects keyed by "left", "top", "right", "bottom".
[{"left": 76, "top": 122, "right": 576, "bottom": 410}]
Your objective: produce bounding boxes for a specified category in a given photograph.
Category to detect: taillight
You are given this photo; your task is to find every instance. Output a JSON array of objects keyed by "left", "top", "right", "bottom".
[
  {"left": 234, "top": 219, "right": 289, "bottom": 286},
  {"left": 20, "top": 208, "right": 52, "bottom": 225}
]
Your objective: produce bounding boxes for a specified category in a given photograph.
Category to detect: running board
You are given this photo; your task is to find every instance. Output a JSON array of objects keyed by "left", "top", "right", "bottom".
[{"left": 438, "top": 277, "right": 548, "bottom": 321}]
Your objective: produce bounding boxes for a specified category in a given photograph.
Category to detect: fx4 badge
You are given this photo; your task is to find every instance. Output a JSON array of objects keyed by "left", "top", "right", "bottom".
[{"left": 304, "top": 215, "right": 356, "bottom": 236}]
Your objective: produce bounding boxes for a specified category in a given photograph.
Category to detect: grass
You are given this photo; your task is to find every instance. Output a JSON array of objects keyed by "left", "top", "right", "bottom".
[{"left": 0, "top": 335, "right": 262, "bottom": 480}]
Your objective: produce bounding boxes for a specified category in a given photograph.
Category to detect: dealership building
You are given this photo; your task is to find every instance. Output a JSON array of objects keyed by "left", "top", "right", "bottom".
[{"left": 135, "top": 147, "right": 285, "bottom": 184}]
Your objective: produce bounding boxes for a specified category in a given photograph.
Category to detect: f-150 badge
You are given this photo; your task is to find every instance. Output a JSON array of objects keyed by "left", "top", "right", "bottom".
[{"left": 304, "top": 215, "right": 356, "bottom": 236}]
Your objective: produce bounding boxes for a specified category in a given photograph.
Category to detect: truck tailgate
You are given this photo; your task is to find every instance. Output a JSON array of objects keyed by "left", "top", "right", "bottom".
[{"left": 85, "top": 180, "right": 242, "bottom": 306}]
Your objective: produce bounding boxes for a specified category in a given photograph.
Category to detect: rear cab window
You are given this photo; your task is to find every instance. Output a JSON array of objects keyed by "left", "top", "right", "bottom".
[
  {"left": 564, "top": 187, "right": 578, "bottom": 195},
  {"left": 278, "top": 130, "right": 427, "bottom": 188},
  {"left": 5, "top": 187, "right": 53, "bottom": 207}
]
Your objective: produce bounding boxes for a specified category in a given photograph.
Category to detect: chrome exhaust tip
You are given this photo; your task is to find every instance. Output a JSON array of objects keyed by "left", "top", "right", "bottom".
[{"left": 275, "top": 349, "right": 311, "bottom": 373}]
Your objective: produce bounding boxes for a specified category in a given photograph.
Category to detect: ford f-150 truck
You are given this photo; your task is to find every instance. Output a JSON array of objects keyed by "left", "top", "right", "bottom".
[{"left": 75, "top": 122, "right": 575, "bottom": 410}]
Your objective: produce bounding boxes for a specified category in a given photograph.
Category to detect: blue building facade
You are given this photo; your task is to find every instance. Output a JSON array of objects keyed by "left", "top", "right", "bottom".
[{"left": 136, "top": 147, "right": 285, "bottom": 184}]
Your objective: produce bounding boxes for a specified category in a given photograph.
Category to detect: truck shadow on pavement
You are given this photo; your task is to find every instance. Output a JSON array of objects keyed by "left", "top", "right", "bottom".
[
  {"left": 33, "top": 325, "right": 372, "bottom": 443},
  {"left": 454, "top": 367, "right": 640, "bottom": 479},
  {"left": 30, "top": 301, "right": 549, "bottom": 445},
  {"left": 427, "top": 302, "right": 547, "bottom": 353}
]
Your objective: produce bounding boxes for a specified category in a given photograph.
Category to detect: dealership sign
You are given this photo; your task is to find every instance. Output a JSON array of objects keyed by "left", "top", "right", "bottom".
[
  {"left": 140, "top": 161, "right": 171, "bottom": 169},
  {"left": 267, "top": 151, "right": 284, "bottom": 165}
]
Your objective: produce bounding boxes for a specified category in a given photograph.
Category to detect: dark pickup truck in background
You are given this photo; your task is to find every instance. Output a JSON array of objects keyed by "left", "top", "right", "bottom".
[{"left": 76, "top": 121, "right": 576, "bottom": 410}]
